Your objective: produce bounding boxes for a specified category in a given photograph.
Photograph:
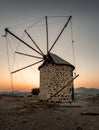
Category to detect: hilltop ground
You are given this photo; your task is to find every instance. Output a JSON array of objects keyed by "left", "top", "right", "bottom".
[{"left": 0, "top": 95, "right": 99, "bottom": 130}]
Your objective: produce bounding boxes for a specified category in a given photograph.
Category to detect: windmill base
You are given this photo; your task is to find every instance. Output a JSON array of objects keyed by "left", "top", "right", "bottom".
[{"left": 39, "top": 62, "right": 74, "bottom": 103}]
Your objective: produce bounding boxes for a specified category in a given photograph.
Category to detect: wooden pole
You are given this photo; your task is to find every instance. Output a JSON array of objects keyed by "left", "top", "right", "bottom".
[
  {"left": 5, "top": 28, "right": 43, "bottom": 56},
  {"left": 24, "top": 30, "right": 44, "bottom": 55},
  {"left": 47, "top": 74, "right": 79, "bottom": 101},
  {"left": 48, "top": 16, "right": 72, "bottom": 53},
  {"left": 45, "top": 16, "right": 49, "bottom": 54}
]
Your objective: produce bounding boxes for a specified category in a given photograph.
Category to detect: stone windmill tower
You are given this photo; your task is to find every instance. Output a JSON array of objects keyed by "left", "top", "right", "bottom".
[
  {"left": 39, "top": 53, "right": 75, "bottom": 102},
  {"left": 5, "top": 16, "right": 78, "bottom": 102}
]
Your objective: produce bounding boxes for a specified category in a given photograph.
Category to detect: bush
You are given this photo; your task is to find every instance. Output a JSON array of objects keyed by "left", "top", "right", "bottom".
[{"left": 31, "top": 88, "right": 40, "bottom": 95}]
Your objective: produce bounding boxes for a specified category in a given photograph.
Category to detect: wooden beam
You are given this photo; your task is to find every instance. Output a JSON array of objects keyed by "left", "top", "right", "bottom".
[
  {"left": 48, "top": 16, "right": 72, "bottom": 53},
  {"left": 24, "top": 30, "right": 44, "bottom": 55},
  {"left": 47, "top": 74, "right": 79, "bottom": 101},
  {"left": 5, "top": 28, "right": 43, "bottom": 56},
  {"left": 15, "top": 51, "right": 43, "bottom": 59},
  {"left": 11, "top": 60, "right": 43, "bottom": 74}
]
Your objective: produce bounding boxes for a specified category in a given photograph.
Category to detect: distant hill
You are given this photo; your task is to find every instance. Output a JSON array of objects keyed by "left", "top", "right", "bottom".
[
  {"left": 74, "top": 87, "right": 87, "bottom": 93},
  {"left": 74, "top": 87, "right": 99, "bottom": 94},
  {"left": 74, "top": 87, "right": 99, "bottom": 99}
]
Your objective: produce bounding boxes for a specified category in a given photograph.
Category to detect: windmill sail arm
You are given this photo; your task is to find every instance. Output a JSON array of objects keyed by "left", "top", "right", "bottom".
[
  {"left": 11, "top": 60, "right": 43, "bottom": 74},
  {"left": 5, "top": 28, "right": 43, "bottom": 56},
  {"left": 48, "top": 16, "right": 72, "bottom": 53},
  {"left": 45, "top": 16, "right": 49, "bottom": 54},
  {"left": 15, "top": 51, "right": 43, "bottom": 59},
  {"left": 24, "top": 30, "right": 44, "bottom": 55}
]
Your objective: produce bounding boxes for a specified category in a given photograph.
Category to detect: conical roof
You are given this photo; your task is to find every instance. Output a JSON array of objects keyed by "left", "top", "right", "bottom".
[{"left": 38, "top": 53, "right": 75, "bottom": 70}]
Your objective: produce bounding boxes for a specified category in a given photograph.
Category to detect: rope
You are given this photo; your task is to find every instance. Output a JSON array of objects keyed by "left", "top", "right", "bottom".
[
  {"left": 6, "top": 34, "right": 29, "bottom": 93},
  {"left": 70, "top": 19, "right": 76, "bottom": 76},
  {"left": 9, "top": 29, "right": 40, "bottom": 85},
  {"left": 8, "top": 31, "right": 39, "bottom": 92},
  {"left": 8, "top": 17, "right": 44, "bottom": 29},
  {"left": 47, "top": 16, "right": 69, "bottom": 18},
  {"left": 19, "top": 16, "right": 68, "bottom": 30},
  {"left": 25, "top": 17, "right": 45, "bottom": 31},
  {"left": 8, "top": 16, "right": 69, "bottom": 31},
  {"left": 4, "top": 16, "right": 77, "bottom": 92},
  {"left": 8, "top": 33, "right": 30, "bottom": 92},
  {"left": 5, "top": 35, "right": 14, "bottom": 94},
  {"left": 14, "top": 59, "right": 30, "bottom": 92}
]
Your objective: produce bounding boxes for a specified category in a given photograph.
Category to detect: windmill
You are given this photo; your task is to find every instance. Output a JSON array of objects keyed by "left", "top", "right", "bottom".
[{"left": 4, "top": 16, "right": 78, "bottom": 102}]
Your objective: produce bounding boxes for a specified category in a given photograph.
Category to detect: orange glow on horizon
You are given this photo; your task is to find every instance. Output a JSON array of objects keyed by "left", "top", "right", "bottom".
[
  {"left": 0, "top": 79, "right": 99, "bottom": 92},
  {"left": 0, "top": 73, "right": 99, "bottom": 91},
  {"left": 0, "top": 80, "right": 39, "bottom": 92},
  {"left": 74, "top": 79, "right": 99, "bottom": 89}
]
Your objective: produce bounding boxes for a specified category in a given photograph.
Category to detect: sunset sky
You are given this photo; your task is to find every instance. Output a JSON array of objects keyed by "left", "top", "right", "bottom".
[{"left": 0, "top": 0, "right": 99, "bottom": 91}]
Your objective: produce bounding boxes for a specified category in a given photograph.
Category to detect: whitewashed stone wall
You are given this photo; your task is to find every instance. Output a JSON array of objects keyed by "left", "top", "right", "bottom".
[{"left": 39, "top": 63, "right": 74, "bottom": 102}]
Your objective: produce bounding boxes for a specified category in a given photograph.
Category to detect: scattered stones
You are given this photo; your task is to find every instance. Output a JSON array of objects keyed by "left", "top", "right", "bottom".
[{"left": 0, "top": 96, "right": 99, "bottom": 130}]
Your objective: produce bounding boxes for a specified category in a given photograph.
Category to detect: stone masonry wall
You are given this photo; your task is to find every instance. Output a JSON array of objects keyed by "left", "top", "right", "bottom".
[{"left": 39, "top": 64, "right": 74, "bottom": 102}]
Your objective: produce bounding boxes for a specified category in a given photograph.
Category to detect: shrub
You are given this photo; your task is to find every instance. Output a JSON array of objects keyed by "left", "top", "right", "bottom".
[{"left": 31, "top": 88, "right": 40, "bottom": 95}]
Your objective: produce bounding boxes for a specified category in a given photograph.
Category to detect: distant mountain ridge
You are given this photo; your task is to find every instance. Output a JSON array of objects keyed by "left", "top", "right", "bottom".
[
  {"left": 74, "top": 87, "right": 99, "bottom": 94},
  {"left": 0, "top": 87, "right": 99, "bottom": 99},
  {"left": 74, "top": 87, "right": 99, "bottom": 99}
]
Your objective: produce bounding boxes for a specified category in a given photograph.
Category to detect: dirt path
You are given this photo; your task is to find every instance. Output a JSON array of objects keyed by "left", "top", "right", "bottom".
[{"left": 0, "top": 96, "right": 99, "bottom": 130}]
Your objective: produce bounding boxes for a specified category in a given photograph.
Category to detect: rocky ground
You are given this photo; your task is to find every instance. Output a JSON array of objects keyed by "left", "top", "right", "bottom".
[{"left": 0, "top": 95, "right": 99, "bottom": 130}]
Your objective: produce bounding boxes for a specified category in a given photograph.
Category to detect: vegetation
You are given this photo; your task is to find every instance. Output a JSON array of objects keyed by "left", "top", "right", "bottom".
[{"left": 31, "top": 88, "right": 40, "bottom": 95}]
